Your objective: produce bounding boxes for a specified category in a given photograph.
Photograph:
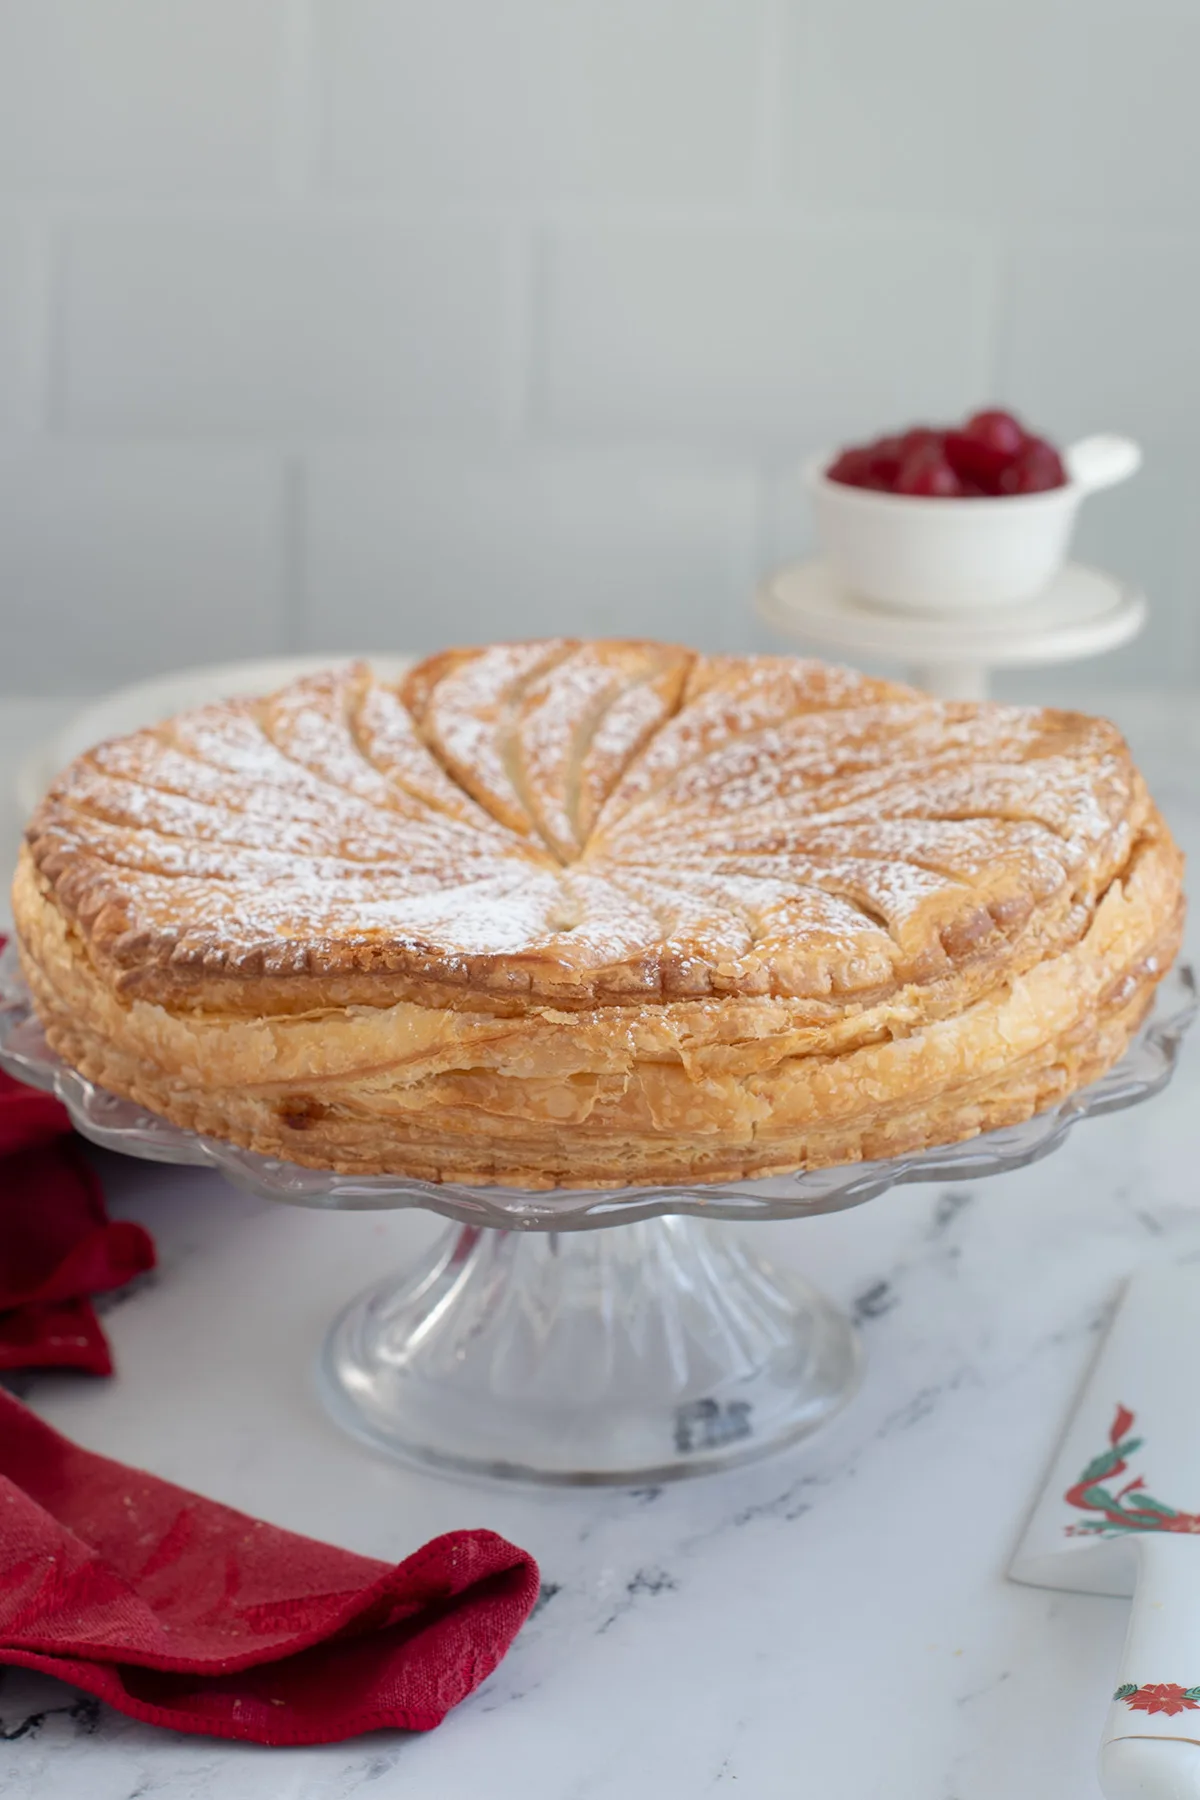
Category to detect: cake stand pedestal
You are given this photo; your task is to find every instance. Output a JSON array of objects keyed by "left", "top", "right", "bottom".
[
  {"left": 756, "top": 560, "right": 1146, "bottom": 699},
  {"left": 1, "top": 945, "right": 1192, "bottom": 1487},
  {"left": 319, "top": 1220, "right": 858, "bottom": 1483}
]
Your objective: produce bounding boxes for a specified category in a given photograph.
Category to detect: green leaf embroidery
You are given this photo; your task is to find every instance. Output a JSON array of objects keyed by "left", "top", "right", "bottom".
[
  {"left": 1079, "top": 1451, "right": 1124, "bottom": 1483},
  {"left": 1114, "top": 1684, "right": 1138, "bottom": 1700},
  {"left": 1185, "top": 1688, "right": 1200, "bottom": 1701},
  {"left": 1069, "top": 1412, "right": 1195, "bottom": 1542}
]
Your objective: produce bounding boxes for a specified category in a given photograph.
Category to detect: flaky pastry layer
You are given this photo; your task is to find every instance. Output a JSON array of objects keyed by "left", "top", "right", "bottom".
[{"left": 11, "top": 642, "right": 1186, "bottom": 1188}]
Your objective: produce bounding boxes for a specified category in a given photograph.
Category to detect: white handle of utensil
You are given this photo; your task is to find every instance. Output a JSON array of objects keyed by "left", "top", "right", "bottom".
[{"left": 1100, "top": 1536, "right": 1200, "bottom": 1800}]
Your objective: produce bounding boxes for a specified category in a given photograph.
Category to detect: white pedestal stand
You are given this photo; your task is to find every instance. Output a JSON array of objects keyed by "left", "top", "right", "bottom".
[{"left": 756, "top": 560, "right": 1146, "bottom": 700}]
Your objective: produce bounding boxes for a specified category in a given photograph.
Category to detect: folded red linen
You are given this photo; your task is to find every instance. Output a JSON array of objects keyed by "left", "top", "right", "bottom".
[
  {"left": 0, "top": 1057, "right": 156, "bottom": 1375},
  {"left": 0, "top": 939, "right": 540, "bottom": 1736},
  {"left": 0, "top": 1390, "right": 541, "bottom": 1743}
]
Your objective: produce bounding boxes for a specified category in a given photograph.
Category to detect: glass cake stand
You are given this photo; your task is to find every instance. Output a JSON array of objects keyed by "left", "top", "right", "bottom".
[{"left": 1, "top": 941, "right": 1194, "bottom": 1487}]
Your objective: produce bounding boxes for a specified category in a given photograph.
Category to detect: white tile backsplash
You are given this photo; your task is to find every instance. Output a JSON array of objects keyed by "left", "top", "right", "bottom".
[
  {"left": 303, "top": 448, "right": 759, "bottom": 655},
  {"left": 538, "top": 223, "right": 994, "bottom": 450},
  {"left": 1035, "top": 3, "right": 1200, "bottom": 226},
  {"left": 779, "top": 0, "right": 1044, "bottom": 221},
  {"left": 1057, "top": 463, "right": 1200, "bottom": 690},
  {"left": 999, "top": 235, "right": 1200, "bottom": 454},
  {"left": 59, "top": 221, "right": 526, "bottom": 436},
  {"left": 0, "top": 0, "right": 288, "bottom": 199},
  {"left": 781, "top": 0, "right": 1200, "bottom": 227},
  {"left": 0, "top": 450, "right": 285, "bottom": 690},
  {"left": 0, "top": 226, "right": 42, "bottom": 432},
  {"left": 319, "top": 0, "right": 765, "bottom": 206},
  {"left": 0, "top": 0, "right": 1194, "bottom": 693}
]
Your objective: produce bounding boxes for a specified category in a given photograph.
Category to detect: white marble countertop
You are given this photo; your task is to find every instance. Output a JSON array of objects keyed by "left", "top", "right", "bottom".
[{"left": 1, "top": 690, "right": 1198, "bottom": 1800}]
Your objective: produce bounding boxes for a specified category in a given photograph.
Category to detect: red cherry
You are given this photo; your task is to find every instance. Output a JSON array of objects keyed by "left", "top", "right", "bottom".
[
  {"left": 864, "top": 437, "right": 904, "bottom": 488},
  {"left": 899, "top": 427, "right": 942, "bottom": 459},
  {"left": 944, "top": 429, "right": 1010, "bottom": 490},
  {"left": 828, "top": 412, "right": 1060, "bottom": 499},
  {"left": 998, "top": 438, "right": 1067, "bottom": 493},
  {"left": 965, "top": 409, "right": 1026, "bottom": 458},
  {"left": 896, "top": 447, "right": 961, "bottom": 496},
  {"left": 827, "top": 448, "right": 873, "bottom": 487}
]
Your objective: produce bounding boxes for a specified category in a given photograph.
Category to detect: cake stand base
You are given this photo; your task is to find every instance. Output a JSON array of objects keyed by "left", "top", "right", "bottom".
[{"left": 317, "top": 1217, "right": 862, "bottom": 1485}]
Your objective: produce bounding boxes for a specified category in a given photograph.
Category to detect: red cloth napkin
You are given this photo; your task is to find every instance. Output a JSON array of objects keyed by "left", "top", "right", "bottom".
[
  {"left": 0, "top": 1061, "right": 155, "bottom": 1375},
  {"left": 0, "top": 1391, "right": 541, "bottom": 1743},
  {"left": 0, "top": 943, "right": 540, "bottom": 1737}
]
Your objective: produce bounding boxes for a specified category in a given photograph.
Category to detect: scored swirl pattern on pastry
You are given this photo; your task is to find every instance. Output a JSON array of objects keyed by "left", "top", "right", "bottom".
[{"left": 22, "top": 642, "right": 1145, "bottom": 1005}]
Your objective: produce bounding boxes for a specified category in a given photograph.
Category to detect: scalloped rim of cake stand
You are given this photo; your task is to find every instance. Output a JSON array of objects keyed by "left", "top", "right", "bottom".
[{"left": 1, "top": 941, "right": 1194, "bottom": 1232}]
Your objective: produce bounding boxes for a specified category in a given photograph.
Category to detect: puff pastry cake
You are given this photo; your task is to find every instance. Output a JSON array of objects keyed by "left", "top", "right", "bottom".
[{"left": 12, "top": 641, "right": 1184, "bottom": 1189}]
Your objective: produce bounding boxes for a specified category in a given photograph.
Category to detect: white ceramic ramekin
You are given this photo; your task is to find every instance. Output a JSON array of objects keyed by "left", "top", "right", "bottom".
[{"left": 806, "top": 434, "right": 1141, "bottom": 614}]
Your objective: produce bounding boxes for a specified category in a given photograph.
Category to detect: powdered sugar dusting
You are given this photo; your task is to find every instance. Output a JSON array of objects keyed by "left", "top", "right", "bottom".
[
  {"left": 511, "top": 643, "right": 692, "bottom": 860},
  {"left": 421, "top": 639, "right": 572, "bottom": 835},
  {"left": 35, "top": 646, "right": 1139, "bottom": 999}
]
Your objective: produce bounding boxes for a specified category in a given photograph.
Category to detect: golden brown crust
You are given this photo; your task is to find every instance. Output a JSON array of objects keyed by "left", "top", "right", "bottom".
[{"left": 13, "top": 640, "right": 1186, "bottom": 1188}]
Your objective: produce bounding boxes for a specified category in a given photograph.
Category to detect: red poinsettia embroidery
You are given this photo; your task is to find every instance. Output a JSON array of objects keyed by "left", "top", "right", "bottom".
[
  {"left": 1065, "top": 1406, "right": 1200, "bottom": 1536},
  {"left": 1115, "top": 1682, "right": 1200, "bottom": 1715}
]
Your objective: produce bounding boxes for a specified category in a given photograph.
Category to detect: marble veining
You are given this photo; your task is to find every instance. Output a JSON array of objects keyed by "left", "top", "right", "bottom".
[{"left": 0, "top": 688, "right": 1197, "bottom": 1799}]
